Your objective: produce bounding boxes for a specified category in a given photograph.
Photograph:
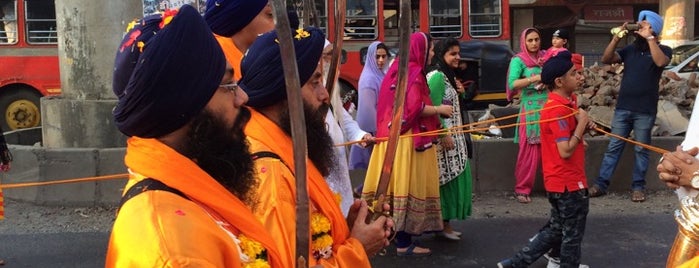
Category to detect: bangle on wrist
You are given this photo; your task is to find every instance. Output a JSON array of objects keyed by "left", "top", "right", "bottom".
[
  {"left": 573, "top": 134, "right": 582, "bottom": 141},
  {"left": 434, "top": 106, "right": 439, "bottom": 115},
  {"left": 527, "top": 77, "right": 533, "bottom": 84},
  {"left": 646, "top": 35, "right": 656, "bottom": 40}
]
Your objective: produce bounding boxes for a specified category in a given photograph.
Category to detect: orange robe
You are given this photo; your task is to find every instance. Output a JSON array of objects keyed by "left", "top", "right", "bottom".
[
  {"left": 106, "top": 137, "right": 283, "bottom": 267},
  {"left": 680, "top": 257, "right": 699, "bottom": 268},
  {"left": 245, "top": 109, "right": 370, "bottom": 267},
  {"left": 215, "top": 34, "right": 243, "bottom": 80}
]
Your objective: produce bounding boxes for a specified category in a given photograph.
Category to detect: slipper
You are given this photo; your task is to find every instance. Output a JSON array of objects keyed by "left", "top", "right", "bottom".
[
  {"left": 514, "top": 192, "right": 531, "bottom": 204},
  {"left": 589, "top": 185, "right": 606, "bottom": 197},
  {"left": 632, "top": 190, "right": 646, "bottom": 202},
  {"left": 396, "top": 244, "right": 432, "bottom": 257}
]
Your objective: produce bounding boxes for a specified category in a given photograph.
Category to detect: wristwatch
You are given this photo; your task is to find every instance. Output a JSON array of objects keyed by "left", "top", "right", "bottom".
[{"left": 691, "top": 170, "right": 699, "bottom": 189}]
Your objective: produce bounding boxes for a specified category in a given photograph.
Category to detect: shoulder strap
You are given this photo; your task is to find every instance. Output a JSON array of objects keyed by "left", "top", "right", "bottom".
[
  {"left": 251, "top": 151, "right": 293, "bottom": 175},
  {"left": 118, "top": 178, "right": 187, "bottom": 211}
]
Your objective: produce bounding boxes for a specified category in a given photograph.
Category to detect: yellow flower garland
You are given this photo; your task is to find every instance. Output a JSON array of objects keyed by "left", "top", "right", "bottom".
[
  {"left": 238, "top": 234, "right": 270, "bottom": 268},
  {"left": 310, "top": 212, "right": 334, "bottom": 260}
]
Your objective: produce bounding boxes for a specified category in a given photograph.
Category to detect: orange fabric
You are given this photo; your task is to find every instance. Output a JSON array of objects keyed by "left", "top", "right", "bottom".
[
  {"left": 679, "top": 256, "right": 699, "bottom": 268},
  {"left": 245, "top": 109, "right": 370, "bottom": 267},
  {"left": 215, "top": 34, "right": 243, "bottom": 80},
  {"left": 106, "top": 137, "right": 282, "bottom": 267}
]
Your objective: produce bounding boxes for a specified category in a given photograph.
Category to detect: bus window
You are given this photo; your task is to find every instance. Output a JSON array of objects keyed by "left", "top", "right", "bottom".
[
  {"left": 0, "top": 0, "right": 16, "bottom": 44},
  {"left": 429, "top": 0, "right": 462, "bottom": 38},
  {"left": 25, "top": 0, "right": 56, "bottom": 44},
  {"left": 468, "top": 0, "right": 501, "bottom": 38},
  {"left": 345, "top": 0, "right": 377, "bottom": 40}
]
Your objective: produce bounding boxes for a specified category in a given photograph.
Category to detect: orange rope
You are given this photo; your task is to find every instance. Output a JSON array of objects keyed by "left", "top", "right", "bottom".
[
  {"left": 336, "top": 104, "right": 671, "bottom": 157},
  {"left": 1, "top": 104, "right": 671, "bottom": 189},
  {"left": 1, "top": 173, "right": 128, "bottom": 189},
  {"left": 592, "top": 126, "right": 669, "bottom": 154}
]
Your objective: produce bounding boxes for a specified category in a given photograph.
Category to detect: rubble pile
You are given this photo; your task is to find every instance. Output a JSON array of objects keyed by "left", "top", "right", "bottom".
[{"left": 576, "top": 63, "right": 698, "bottom": 136}]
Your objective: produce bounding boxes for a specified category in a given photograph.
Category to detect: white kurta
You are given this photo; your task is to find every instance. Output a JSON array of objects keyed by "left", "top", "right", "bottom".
[{"left": 325, "top": 108, "right": 367, "bottom": 216}]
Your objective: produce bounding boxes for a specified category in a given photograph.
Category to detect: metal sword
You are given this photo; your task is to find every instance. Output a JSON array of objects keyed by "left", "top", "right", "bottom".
[
  {"left": 270, "top": 0, "right": 310, "bottom": 266},
  {"left": 373, "top": 0, "right": 411, "bottom": 213},
  {"left": 324, "top": 0, "right": 345, "bottom": 95}
]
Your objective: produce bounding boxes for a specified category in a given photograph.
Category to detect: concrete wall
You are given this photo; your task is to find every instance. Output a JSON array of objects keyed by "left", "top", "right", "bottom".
[
  {"left": 1, "top": 135, "right": 684, "bottom": 206},
  {"left": 471, "top": 136, "right": 682, "bottom": 193},
  {"left": 2, "top": 144, "right": 127, "bottom": 206}
]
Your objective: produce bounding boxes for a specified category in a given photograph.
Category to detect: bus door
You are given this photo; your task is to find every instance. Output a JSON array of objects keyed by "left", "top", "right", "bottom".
[{"left": 382, "top": 0, "right": 420, "bottom": 46}]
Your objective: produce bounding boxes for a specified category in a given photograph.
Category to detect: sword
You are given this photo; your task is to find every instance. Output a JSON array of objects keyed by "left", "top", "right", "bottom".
[
  {"left": 302, "top": 0, "right": 318, "bottom": 27},
  {"left": 270, "top": 1, "right": 310, "bottom": 266},
  {"left": 373, "top": 0, "right": 411, "bottom": 213},
  {"left": 324, "top": 0, "right": 345, "bottom": 95}
]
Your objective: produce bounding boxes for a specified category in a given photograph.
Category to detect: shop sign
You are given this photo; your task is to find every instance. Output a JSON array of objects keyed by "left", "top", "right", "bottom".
[{"left": 584, "top": 6, "right": 633, "bottom": 22}]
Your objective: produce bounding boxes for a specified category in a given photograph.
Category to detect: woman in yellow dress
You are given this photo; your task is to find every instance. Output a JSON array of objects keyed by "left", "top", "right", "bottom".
[{"left": 362, "top": 32, "right": 452, "bottom": 256}]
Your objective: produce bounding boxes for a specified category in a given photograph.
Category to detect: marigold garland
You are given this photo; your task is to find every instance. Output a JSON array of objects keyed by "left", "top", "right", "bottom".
[
  {"left": 238, "top": 234, "right": 270, "bottom": 268},
  {"left": 310, "top": 212, "right": 333, "bottom": 260}
]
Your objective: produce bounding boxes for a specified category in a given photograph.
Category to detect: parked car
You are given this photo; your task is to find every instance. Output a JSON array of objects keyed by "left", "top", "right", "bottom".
[
  {"left": 668, "top": 40, "right": 699, "bottom": 69},
  {"left": 668, "top": 50, "right": 699, "bottom": 80}
]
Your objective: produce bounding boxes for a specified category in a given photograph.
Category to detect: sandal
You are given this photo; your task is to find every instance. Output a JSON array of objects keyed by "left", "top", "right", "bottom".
[
  {"left": 514, "top": 192, "right": 531, "bottom": 204},
  {"left": 396, "top": 244, "right": 432, "bottom": 257},
  {"left": 588, "top": 184, "right": 606, "bottom": 197},
  {"left": 632, "top": 190, "right": 646, "bottom": 202}
]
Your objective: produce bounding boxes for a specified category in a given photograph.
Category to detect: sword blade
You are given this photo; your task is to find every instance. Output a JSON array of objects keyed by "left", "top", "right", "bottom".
[
  {"left": 270, "top": 0, "right": 310, "bottom": 265},
  {"left": 374, "top": 0, "right": 411, "bottom": 202},
  {"left": 325, "top": 0, "right": 345, "bottom": 94}
]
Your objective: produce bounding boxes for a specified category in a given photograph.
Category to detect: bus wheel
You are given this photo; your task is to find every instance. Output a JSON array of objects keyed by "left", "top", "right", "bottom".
[{"left": 0, "top": 89, "right": 41, "bottom": 131}]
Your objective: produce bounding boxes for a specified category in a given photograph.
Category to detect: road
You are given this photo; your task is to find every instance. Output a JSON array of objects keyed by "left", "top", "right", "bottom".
[{"left": 0, "top": 213, "right": 677, "bottom": 267}]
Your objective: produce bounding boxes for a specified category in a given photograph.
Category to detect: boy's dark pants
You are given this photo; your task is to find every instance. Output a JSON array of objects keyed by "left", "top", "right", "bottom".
[{"left": 511, "top": 189, "right": 589, "bottom": 268}]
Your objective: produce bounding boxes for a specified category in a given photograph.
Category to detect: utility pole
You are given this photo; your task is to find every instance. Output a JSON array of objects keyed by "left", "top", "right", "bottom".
[
  {"left": 42, "top": 0, "right": 142, "bottom": 148},
  {"left": 659, "top": 0, "right": 695, "bottom": 47}
]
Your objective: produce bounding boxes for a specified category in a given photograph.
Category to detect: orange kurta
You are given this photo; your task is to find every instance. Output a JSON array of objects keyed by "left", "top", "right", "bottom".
[
  {"left": 106, "top": 137, "right": 282, "bottom": 267},
  {"left": 680, "top": 256, "right": 699, "bottom": 268},
  {"left": 215, "top": 34, "right": 243, "bottom": 80},
  {"left": 245, "top": 109, "right": 370, "bottom": 267}
]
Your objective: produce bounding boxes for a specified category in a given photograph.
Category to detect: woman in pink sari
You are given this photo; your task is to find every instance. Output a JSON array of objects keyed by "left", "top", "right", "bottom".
[{"left": 361, "top": 32, "right": 452, "bottom": 256}]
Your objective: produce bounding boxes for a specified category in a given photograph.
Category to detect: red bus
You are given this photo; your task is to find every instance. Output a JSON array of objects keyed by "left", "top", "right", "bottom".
[
  {"left": 0, "top": 0, "right": 59, "bottom": 130},
  {"left": 296, "top": 0, "right": 511, "bottom": 106}
]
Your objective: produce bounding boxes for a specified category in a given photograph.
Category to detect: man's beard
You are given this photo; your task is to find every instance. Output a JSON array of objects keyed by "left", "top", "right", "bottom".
[
  {"left": 633, "top": 33, "right": 650, "bottom": 51},
  {"left": 183, "top": 107, "right": 257, "bottom": 206},
  {"left": 280, "top": 102, "right": 336, "bottom": 177}
]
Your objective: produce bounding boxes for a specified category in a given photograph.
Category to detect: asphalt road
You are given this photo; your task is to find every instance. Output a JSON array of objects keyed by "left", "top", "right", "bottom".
[{"left": 0, "top": 214, "right": 677, "bottom": 267}]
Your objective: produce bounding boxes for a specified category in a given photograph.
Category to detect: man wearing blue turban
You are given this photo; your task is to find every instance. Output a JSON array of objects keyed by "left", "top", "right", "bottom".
[
  {"left": 106, "top": 5, "right": 284, "bottom": 267},
  {"left": 204, "top": 0, "right": 274, "bottom": 80},
  {"left": 591, "top": 10, "right": 672, "bottom": 202},
  {"left": 239, "top": 27, "right": 392, "bottom": 267}
]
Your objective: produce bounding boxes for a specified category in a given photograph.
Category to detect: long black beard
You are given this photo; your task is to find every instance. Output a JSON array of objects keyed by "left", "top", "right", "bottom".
[
  {"left": 280, "top": 102, "right": 336, "bottom": 177},
  {"left": 183, "top": 107, "right": 257, "bottom": 206}
]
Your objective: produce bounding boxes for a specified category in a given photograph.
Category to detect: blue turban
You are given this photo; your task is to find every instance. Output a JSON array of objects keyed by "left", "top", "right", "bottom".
[
  {"left": 239, "top": 27, "right": 325, "bottom": 109},
  {"left": 541, "top": 50, "right": 573, "bottom": 87},
  {"left": 638, "top": 10, "right": 663, "bottom": 35},
  {"left": 112, "top": 5, "right": 226, "bottom": 138},
  {"left": 205, "top": 0, "right": 267, "bottom": 37}
]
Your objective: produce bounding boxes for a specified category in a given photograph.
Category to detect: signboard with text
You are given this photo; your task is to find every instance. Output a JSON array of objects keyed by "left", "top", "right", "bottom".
[{"left": 583, "top": 6, "right": 633, "bottom": 23}]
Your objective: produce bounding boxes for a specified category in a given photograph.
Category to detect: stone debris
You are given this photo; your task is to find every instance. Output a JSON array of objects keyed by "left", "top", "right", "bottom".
[{"left": 574, "top": 63, "right": 697, "bottom": 136}]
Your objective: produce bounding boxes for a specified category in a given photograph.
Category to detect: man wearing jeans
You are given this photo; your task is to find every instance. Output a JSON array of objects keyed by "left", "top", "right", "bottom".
[{"left": 590, "top": 10, "right": 671, "bottom": 202}]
